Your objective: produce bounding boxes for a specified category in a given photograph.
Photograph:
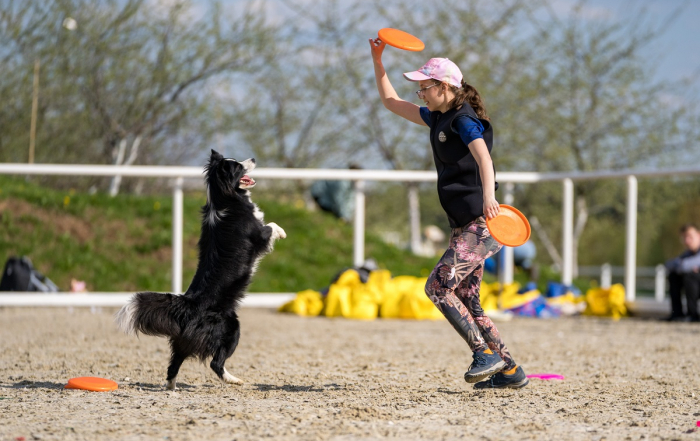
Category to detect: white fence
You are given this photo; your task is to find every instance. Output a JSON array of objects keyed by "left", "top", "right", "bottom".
[
  {"left": 578, "top": 265, "right": 667, "bottom": 301},
  {"left": 1, "top": 162, "right": 699, "bottom": 307}
]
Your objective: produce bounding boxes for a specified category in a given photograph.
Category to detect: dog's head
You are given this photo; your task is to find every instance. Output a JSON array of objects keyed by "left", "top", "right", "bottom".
[{"left": 205, "top": 150, "right": 256, "bottom": 195}]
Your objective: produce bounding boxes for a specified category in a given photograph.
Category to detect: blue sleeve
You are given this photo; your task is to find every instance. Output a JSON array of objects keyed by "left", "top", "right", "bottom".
[
  {"left": 679, "top": 252, "right": 700, "bottom": 273},
  {"left": 419, "top": 107, "right": 431, "bottom": 127},
  {"left": 452, "top": 114, "right": 484, "bottom": 146}
]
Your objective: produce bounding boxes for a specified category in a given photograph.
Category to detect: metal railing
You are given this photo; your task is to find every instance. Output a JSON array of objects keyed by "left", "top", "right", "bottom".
[
  {"left": 1, "top": 162, "right": 699, "bottom": 306},
  {"left": 579, "top": 264, "right": 667, "bottom": 301}
]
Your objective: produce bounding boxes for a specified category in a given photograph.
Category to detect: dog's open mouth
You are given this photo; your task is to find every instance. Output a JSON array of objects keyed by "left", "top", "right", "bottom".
[{"left": 240, "top": 175, "right": 255, "bottom": 187}]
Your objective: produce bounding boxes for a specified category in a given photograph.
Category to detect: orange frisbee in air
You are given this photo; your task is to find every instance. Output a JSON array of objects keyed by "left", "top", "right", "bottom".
[
  {"left": 486, "top": 204, "right": 531, "bottom": 247},
  {"left": 65, "top": 377, "right": 118, "bottom": 392},
  {"left": 377, "top": 28, "right": 425, "bottom": 51}
]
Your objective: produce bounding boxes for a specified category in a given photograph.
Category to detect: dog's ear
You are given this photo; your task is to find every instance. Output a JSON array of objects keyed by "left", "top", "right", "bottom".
[
  {"left": 207, "top": 149, "right": 224, "bottom": 169},
  {"left": 210, "top": 149, "right": 223, "bottom": 161}
]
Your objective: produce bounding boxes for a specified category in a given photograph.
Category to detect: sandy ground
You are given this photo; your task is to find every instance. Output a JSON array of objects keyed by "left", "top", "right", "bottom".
[{"left": 1, "top": 307, "right": 699, "bottom": 441}]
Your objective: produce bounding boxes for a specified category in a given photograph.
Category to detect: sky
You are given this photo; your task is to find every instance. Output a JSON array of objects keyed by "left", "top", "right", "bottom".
[
  {"left": 217, "top": 0, "right": 700, "bottom": 93},
  {"left": 566, "top": 0, "right": 700, "bottom": 88},
  {"left": 186, "top": 0, "right": 700, "bottom": 164}
]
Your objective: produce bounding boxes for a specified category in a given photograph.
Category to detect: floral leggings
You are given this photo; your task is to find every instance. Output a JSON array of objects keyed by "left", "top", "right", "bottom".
[{"left": 424, "top": 216, "right": 516, "bottom": 370}]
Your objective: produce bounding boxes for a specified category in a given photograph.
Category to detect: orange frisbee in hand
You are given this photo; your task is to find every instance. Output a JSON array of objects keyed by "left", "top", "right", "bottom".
[
  {"left": 377, "top": 28, "right": 425, "bottom": 51},
  {"left": 65, "top": 377, "right": 118, "bottom": 392},
  {"left": 485, "top": 204, "right": 531, "bottom": 247}
]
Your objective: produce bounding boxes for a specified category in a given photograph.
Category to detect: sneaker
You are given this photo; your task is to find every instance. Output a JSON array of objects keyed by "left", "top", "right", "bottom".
[
  {"left": 663, "top": 315, "right": 687, "bottom": 322},
  {"left": 464, "top": 350, "right": 506, "bottom": 384},
  {"left": 474, "top": 366, "right": 529, "bottom": 389}
]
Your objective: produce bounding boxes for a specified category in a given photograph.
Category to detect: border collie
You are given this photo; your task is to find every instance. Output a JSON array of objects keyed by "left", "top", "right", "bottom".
[{"left": 115, "top": 150, "right": 286, "bottom": 390}]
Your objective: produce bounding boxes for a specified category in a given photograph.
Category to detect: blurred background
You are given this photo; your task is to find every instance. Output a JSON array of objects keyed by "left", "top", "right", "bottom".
[{"left": 1, "top": 0, "right": 699, "bottom": 295}]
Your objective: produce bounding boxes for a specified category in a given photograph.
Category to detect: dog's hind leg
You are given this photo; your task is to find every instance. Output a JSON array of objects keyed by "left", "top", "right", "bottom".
[
  {"left": 211, "top": 321, "right": 243, "bottom": 385},
  {"left": 166, "top": 344, "right": 187, "bottom": 390}
]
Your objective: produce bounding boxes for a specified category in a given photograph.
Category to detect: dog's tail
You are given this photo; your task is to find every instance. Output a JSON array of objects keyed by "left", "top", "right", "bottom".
[{"left": 115, "top": 292, "right": 188, "bottom": 337}]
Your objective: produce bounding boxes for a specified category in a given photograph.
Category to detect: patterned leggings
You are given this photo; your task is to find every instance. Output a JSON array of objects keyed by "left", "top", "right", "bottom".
[{"left": 424, "top": 217, "right": 516, "bottom": 370}]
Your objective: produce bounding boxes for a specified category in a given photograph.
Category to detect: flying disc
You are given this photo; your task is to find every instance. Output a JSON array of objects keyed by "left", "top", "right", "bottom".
[
  {"left": 485, "top": 204, "right": 531, "bottom": 247},
  {"left": 377, "top": 28, "right": 425, "bottom": 51},
  {"left": 526, "top": 373, "right": 564, "bottom": 381},
  {"left": 65, "top": 377, "right": 118, "bottom": 392}
]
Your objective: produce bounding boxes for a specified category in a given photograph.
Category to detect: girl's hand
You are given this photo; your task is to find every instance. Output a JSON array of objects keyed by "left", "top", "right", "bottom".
[
  {"left": 369, "top": 37, "right": 386, "bottom": 64},
  {"left": 483, "top": 197, "right": 500, "bottom": 220}
]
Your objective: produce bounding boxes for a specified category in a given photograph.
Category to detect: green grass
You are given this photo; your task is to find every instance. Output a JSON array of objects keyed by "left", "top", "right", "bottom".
[{"left": 0, "top": 176, "right": 438, "bottom": 293}]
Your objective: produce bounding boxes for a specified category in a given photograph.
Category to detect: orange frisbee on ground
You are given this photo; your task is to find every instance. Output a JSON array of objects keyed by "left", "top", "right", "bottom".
[
  {"left": 486, "top": 204, "right": 531, "bottom": 247},
  {"left": 377, "top": 28, "right": 425, "bottom": 51},
  {"left": 65, "top": 377, "right": 118, "bottom": 392}
]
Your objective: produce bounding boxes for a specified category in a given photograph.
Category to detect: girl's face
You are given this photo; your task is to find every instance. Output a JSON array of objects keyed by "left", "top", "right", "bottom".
[{"left": 418, "top": 80, "right": 452, "bottom": 113}]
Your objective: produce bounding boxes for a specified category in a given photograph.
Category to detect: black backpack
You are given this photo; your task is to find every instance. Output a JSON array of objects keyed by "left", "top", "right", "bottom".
[{"left": 0, "top": 256, "right": 59, "bottom": 292}]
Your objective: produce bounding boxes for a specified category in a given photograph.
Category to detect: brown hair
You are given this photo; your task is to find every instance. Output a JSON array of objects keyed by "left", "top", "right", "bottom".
[
  {"left": 445, "top": 80, "right": 489, "bottom": 121},
  {"left": 680, "top": 223, "right": 699, "bottom": 234}
]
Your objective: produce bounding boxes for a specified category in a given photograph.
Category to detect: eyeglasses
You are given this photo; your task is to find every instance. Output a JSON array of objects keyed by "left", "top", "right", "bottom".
[{"left": 415, "top": 83, "right": 440, "bottom": 98}]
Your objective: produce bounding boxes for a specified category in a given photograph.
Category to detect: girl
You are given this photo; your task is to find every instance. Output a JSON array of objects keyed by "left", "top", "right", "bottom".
[{"left": 369, "top": 38, "right": 528, "bottom": 389}]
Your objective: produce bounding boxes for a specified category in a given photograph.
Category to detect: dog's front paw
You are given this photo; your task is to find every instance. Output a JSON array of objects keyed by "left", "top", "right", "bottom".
[
  {"left": 223, "top": 371, "right": 244, "bottom": 385},
  {"left": 267, "top": 222, "right": 287, "bottom": 240}
]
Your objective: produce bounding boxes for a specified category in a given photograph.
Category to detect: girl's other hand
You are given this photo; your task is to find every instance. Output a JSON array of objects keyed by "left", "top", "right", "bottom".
[
  {"left": 369, "top": 38, "right": 386, "bottom": 63},
  {"left": 484, "top": 198, "right": 500, "bottom": 220}
]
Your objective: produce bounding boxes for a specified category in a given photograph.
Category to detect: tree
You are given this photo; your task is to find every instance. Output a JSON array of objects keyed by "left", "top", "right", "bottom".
[
  {"left": 517, "top": 0, "right": 699, "bottom": 273},
  {"left": 0, "top": 0, "right": 277, "bottom": 194}
]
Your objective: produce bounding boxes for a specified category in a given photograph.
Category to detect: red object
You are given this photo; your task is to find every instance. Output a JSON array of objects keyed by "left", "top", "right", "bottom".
[
  {"left": 697, "top": 421, "right": 700, "bottom": 427},
  {"left": 377, "top": 28, "right": 425, "bottom": 51},
  {"left": 65, "top": 377, "right": 118, "bottom": 392},
  {"left": 485, "top": 204, "right": 531, "bottom": 247}
]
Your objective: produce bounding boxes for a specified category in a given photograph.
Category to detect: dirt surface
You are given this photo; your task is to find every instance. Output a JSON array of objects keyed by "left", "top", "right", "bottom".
[{"left": 1, "top": 307, "right": 699, "bottom": 441}]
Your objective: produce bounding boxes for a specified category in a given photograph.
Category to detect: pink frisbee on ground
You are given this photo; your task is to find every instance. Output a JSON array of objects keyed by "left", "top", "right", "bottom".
[{"left": 526, "top": 373, "right": 564, "bottom": 380}]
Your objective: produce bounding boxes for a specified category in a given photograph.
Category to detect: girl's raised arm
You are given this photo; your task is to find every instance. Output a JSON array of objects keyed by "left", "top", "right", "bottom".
[{"left": 370, "top": 38, "right": 426, "bottom": 126}]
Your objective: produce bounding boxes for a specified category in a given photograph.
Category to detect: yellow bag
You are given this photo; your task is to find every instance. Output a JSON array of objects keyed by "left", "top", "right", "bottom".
[
  {"left": 396, "top": 276, "right": 443, "bottom": 320},
  {"left": 584, "top": 283, "right": 627, "bottom": 319},
  {"left": 348, "top": 285, "right": 379, "bottom": 320},
  {"left": 479, "top": 282, "right": 499, "bottom": 314},
  {"left": 278, "top": 289, "right": 324, "bottom": 316},
  {"left": 324, "top": 285, "right": 352, "bottom": 317}
]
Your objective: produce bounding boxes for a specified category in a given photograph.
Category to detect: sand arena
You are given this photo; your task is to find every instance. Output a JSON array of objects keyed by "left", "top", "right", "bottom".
[{"left": 1, "top": 307, "right": 699, "bottom": 440}]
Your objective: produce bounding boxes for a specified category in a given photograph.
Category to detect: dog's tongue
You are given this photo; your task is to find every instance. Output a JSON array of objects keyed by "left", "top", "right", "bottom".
[{"left": 240, "top": 175, "right": 255, "bottom": 186}]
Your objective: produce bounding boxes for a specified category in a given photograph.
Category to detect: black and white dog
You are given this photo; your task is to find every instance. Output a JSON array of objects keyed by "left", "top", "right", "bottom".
[{"left": 115, "top": 150, "right": 286, "bottom": 390}]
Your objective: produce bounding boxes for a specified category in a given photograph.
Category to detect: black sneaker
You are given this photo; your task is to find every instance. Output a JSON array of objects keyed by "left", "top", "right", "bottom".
[
  {"left": 464, "top": 350, "right": 506, "bottom": 383},
  {"left": 474, "top": 366, "right": 529, "bottom": 389},
  {"left": 663, "top": 315, "right": 687, "bottom": 322}
]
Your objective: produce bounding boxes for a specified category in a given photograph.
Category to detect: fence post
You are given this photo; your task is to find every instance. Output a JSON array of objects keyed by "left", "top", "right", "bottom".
[
  {"left": 172, "top": 177, "right": 183, "bottom": 294},
  {"left": 500, "top": 182, "right": 515, "bottom": 285},
  {"left": 655, "top": 264, "right": 666, "bottom": 302},
  {"left": 600, "top": 263, "right": 612, "bottom": 288},
  {"left": 624, "top": 175, "right": 638, "bottom": 302},
  {"left": 408, "top": 183, "right": 422, "bottom": 255},
  {"left": 353, "top": 180, "right": 366, "bottom": 267},
  {"left": 562, "top": 179, "right": 574, "bottom": 286}
]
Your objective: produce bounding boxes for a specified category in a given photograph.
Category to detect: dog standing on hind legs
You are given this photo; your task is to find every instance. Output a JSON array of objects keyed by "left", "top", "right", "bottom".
[{"left": 115, "top": 150, "right": 286, "bottom": 390}]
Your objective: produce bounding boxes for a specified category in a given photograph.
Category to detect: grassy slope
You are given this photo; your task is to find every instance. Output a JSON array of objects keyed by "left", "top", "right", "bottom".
[{"left": 0, "top": 176, "right": 439, "bottom": 293}]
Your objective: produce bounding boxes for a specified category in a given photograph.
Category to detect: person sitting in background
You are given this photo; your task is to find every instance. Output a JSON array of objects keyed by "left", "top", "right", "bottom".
[{"left": 664, "top": 224, "right": 700, "bottom": 322}]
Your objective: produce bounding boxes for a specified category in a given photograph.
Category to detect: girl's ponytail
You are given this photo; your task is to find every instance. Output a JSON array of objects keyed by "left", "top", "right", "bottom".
[{"left": 448, "top": 80, "right": 489, "bottom": 121}]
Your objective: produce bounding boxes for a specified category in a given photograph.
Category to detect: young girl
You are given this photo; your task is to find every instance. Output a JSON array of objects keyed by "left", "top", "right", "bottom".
[{"left": 370, "top": 38, "right": 528, "bottom": 389}]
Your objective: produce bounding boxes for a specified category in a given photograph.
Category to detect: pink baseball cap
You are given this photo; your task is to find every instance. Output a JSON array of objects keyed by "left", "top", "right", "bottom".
[{"left": 403, "top": 58, "right": 463, "bottom": 88}]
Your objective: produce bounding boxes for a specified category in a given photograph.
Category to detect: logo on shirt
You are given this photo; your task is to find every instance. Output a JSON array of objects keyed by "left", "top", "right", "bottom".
[{"left": 438, "top": 131, "right": 446, "bottom": 142}]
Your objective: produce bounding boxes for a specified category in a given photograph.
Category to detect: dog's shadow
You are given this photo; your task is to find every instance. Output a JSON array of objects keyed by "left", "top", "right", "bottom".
[
  {"left": 1, "top": 380, "right": 199, "bottom": 392},
  {"left": 3, "top": 381, "right": 65, "bottom": 390},
  {"left": 253, "top": 383, "right": 336, "bottom": 393},
  {"left": 128, "top": 382, "right": 198, "bottom": 391}
]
